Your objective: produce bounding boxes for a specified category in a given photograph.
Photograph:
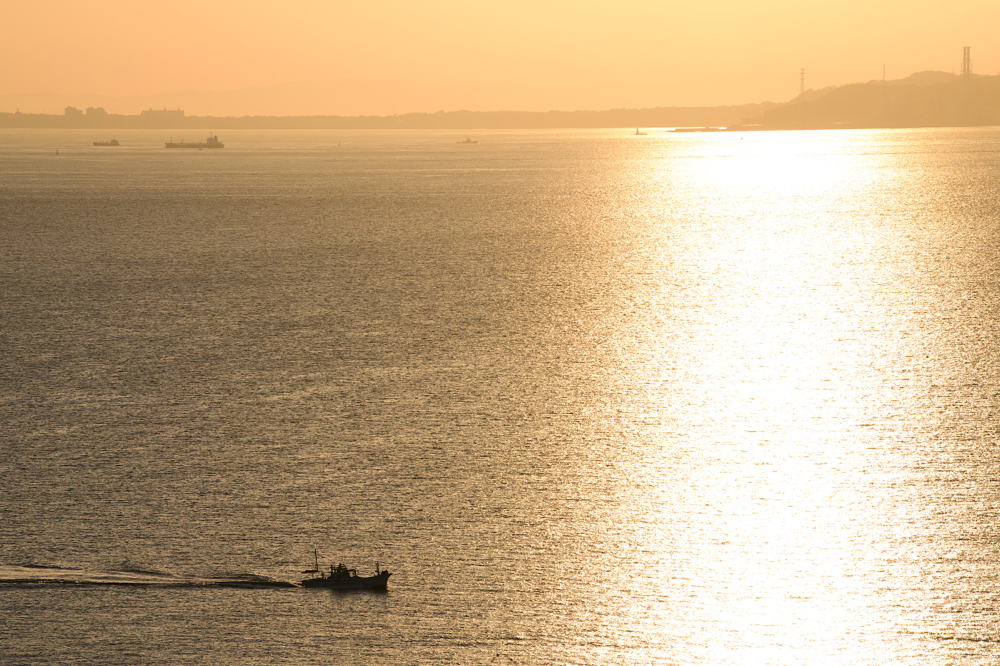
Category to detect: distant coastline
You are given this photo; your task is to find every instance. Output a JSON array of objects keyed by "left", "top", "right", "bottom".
[
  {"left": 3, "top": 72, "right": 999, "bottom": 130},
  {"left": 0, "top": 104, "right": 775, "bottom": 131}
]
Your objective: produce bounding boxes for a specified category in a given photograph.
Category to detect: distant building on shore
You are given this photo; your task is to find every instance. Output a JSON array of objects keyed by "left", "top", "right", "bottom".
[
  {"left": 139, "top": 107, "right": 186, "bottom": 128},
  {"left": 141, "top": 108, "right": 185, "bottom": 122}
]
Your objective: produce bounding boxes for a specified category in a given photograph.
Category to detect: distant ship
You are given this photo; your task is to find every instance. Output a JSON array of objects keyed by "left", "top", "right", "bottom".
[
  {"left": 165, "top": 134, "right": 224, "bottom": 149},
  {"left": 457, "top": 136, "right": 478, "bottom": 144},
  {"left": 671, "top": 127, "right": 726, "bottom": 133},
  {"left": 93, "top": 138, "right": 119, "bottom": 146},
  {"left": 300, "top": 551, "right": 390, "bottom": 590},
  {"left": 634, "top": 128, "right": 646, "bottom": 135}
]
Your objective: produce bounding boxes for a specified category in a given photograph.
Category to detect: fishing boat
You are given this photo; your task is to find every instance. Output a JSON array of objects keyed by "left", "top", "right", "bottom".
[
  {"left": 300, "top": 551, "right": 390, "bottom": 590},
  {"left": 634, "top": 128, "right": 646, "bottom": 135},
  {"left": 457, "top": 136, "right": 478, "bottom": 144},
  {"left": 93, "top": 138, "right": 119, "bottom": 146}
]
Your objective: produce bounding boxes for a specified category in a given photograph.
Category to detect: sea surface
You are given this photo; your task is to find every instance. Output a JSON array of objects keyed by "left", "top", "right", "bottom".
[{"left": 3, "top": 127, "right": 1000, "bottom": 665}]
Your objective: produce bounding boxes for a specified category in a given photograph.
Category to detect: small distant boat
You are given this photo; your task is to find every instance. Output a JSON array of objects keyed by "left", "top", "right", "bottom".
[
  {"left": 634, "top": 128, "right": 646, "bottom": 135},
  {"left": 166, "top": 134, "right": 224, "bottom": 149},
  {"left": 671, "top": 127, "right": 726, "bottom": 133},
  {"left": 93, "top": 138, "right": 119, "bottom": 146},
  {"left": 457, "top": 136, "right": 478, "bottom": 144},
  {"left": 300, "top": 551, "right": 390, "bottom": 590}
]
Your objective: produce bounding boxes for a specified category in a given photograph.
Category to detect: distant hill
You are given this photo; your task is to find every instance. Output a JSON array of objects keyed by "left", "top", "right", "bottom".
[
  {"left": 885, "top": 71, "right": 962, "bottom": 87},
  {"left": 3, "top": 71, "right": 997, "bottom": 130},
  {"left": 758, "top": 73, "right": 1000, "bottom": 129},
  {"left": 788, "top": 71, "right": 961, "bottom": 106}
]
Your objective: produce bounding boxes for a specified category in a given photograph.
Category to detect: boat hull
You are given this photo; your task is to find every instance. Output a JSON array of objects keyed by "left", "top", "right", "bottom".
[
  {"left": 165, "top": 143, "right": 224, "bottom": 149},
  {"left": 166, "top": 134, "right": 224, "bottom": 149},
  {"left": 301, "top": 571, "right": 390, "bottom": 590}
]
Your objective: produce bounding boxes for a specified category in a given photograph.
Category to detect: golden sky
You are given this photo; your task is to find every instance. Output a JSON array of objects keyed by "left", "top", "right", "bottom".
[{"left": 3, "top": 0, "right": 999, "bottom": 115}]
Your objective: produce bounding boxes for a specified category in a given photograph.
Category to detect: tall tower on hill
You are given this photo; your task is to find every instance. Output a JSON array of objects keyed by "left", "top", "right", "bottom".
[{"left": 962, "top": 47, "right": 971, "bottom": 81}]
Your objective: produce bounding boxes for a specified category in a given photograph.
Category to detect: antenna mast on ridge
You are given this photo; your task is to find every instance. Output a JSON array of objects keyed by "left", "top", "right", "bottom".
[{"left": 962, "top": 47, "right": 971, "bottom": 81}]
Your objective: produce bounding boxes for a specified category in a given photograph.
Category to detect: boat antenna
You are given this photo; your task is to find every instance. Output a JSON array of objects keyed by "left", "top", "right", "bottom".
[{"left": 301, "top": 548, "right": 321, "bottom": 574}]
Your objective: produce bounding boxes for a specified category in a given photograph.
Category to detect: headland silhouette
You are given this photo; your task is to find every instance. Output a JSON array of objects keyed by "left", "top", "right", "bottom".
[{"left": 3, "top": 71, "right": 999, "bottom": 130}]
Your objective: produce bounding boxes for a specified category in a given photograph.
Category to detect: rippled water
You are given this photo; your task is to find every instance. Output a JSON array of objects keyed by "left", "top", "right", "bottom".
[{"left": 3, "top": 127, "right": 1000, "bottom": 665}]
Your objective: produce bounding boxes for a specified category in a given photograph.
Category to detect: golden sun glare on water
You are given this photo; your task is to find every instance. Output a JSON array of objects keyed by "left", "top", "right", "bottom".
[{"left": 592, "top": 131, "right": 933, "bottom": 663}]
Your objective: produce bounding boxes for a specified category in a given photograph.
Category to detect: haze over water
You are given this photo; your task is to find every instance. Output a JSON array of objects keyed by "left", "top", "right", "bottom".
[{"left": 3, "top": 128, "right": 1000, "bottom": 665}]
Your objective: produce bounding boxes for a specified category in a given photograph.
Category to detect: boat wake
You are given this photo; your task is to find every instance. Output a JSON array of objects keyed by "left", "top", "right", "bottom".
[{"left": 0, "top": 564, "right": 297, "bottom": 588}]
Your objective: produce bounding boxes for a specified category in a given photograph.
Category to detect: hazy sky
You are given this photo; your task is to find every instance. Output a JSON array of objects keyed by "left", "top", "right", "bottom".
[{"left": 4, "top": 0, "right": 999, "bottom": 115}]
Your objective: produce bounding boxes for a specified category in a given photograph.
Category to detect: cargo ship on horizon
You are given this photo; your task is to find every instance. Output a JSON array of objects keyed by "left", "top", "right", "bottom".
[{"left": 165, "top": 134, "right": 224, "bottom": 149}]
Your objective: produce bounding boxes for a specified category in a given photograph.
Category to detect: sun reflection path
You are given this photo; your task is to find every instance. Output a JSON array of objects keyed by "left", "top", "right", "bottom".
[{"left": 593, "top": 131, "right": 934, "bottom": 664}]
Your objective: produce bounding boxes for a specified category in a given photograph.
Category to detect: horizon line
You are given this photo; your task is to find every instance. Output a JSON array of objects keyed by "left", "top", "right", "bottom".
[{"left": 1, "top": 69, "right": 985, "bottom": 119}]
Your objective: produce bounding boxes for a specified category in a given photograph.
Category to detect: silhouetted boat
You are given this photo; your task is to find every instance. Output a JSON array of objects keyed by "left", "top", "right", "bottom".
[
  {"left": 166, "top": 134, "right": 224, "bottom": 149},
  {"left": 93, "top": 138, "right": 119, "bottom": 146},
  {"left": 457, "top": 136, "right": 478, "bottom": 144},
  {"left": 634, "top": 128, "right": 646, "bottom": 135},
  {"left": 300, "top": 551, "right": 390, "bottom": 590}
]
